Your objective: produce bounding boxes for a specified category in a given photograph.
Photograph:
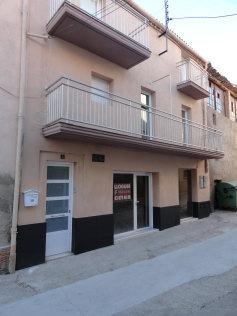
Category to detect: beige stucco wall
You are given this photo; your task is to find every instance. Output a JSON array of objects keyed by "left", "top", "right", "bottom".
[
  {"left": 0, "top": 0, "right": 211, "bottom": 229},
  {"left": 26, "top": 0, "right": 205, "bottom": 120},
  {"left": 18, "top": 142, "right": 209, "bottom": 225}
]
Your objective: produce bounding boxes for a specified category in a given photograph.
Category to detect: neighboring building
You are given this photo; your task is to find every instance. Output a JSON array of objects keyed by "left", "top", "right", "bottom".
[
  {"left": 206, "top": 64, "right": 237, "bottom": 201},
  {"left": 0, "top": 0, "right": 21, "bottom": 272},
  {"left": 0, "top": 0, "right": 224, "bottom": 272}
]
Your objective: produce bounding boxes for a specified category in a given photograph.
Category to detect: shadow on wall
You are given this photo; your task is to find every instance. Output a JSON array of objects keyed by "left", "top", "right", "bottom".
[{"left": 0, "top": 174, "right": 14, "bottom": 246}]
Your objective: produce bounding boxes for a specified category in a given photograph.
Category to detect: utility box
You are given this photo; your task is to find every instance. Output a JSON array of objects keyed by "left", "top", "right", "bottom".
[
  {"left": 215, "top": 181, "right": 237, "bottom": 210},
  {"left": 23, "top": 190, "right": 39, "bottom": 207}
]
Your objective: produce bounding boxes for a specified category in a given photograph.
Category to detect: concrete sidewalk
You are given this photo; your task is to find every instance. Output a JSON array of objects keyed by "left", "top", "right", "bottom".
[
  {"left": 1, "top": 220, "right": 237, "bottom": 315},
  {"left": 0, "top": 211, "right": 237, "bottom": 314}
]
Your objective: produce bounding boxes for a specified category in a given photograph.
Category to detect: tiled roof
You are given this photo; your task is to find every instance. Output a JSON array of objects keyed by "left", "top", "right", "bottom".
[{"left": 207, "top": 63, "right": 237, "bottom": 95}]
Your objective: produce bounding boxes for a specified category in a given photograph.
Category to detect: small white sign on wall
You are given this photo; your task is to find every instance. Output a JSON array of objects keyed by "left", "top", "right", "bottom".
[
  {"left": 23, "top": 190, "right": 39, "bottom": 207},
  {"left": 199, "top": 176, "right": 208, "bottom": 189}
]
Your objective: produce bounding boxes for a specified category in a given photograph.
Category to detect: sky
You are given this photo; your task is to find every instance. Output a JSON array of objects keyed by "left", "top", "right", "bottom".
[{"left": 135, "top": 0, "right": 237, "bottom": 84}]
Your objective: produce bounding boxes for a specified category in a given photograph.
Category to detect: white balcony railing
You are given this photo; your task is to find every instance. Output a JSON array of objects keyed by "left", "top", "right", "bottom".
[
  {"left": 177, "top": 59, "right": 209, "bottom": 91},
  {"left": 46, "top": 78, "right": 223, "bottom": 153},
  {"left": 49, "top": 0, "right": 149, "bottom": 48}
]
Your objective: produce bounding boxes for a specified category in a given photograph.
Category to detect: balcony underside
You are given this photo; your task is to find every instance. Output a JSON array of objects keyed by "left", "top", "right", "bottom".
[
  {"left": 47, "top": 3, "right": 151, "bottom": 69},
  {"left": 43, "top": 121, "right": 224, "bottom": 159},
  {"left": 177, "top": 80, "right": 209, "bottom": 100}
]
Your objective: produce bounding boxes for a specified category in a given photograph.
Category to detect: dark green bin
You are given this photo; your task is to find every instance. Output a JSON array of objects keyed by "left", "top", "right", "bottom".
[{"left": 216, "top": 181, "right": 237, "bottom": 210}]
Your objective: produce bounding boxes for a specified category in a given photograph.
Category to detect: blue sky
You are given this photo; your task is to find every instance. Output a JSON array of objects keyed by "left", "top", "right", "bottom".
[{"left": 135, "top": 0, "right": 237, "bottom": 83}]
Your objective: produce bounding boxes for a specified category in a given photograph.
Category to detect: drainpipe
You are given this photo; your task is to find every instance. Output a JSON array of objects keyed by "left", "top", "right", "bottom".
[
  {"left": 8, "top": 0, "right": 28, "bottom": 273},
  {"left": 203, "top": 62, "right": 208, "bottom": 126}
]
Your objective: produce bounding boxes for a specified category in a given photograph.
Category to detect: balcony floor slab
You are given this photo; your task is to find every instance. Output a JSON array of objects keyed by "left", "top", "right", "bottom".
[
  {"left": 177, "top": 80, "right": 209, "bottom": 100},
  {"left": 42, "top": 121, "right": 224, "bottom": 159},
  {"left": 47, "top": 2, "right": 151, "bottom": 69}
]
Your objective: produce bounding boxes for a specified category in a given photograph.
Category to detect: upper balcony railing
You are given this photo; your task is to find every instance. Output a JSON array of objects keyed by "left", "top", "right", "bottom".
[
  {"left": 177, "top": 59, "right": 208, "bottom": 90},
  {"left": 49, "top": 0, "right": 149, "bottom": 49},
  {"left": 44, "top": 78, "right": 223, "bottom": 157},
  {"left": 177, "top": 59, "right": 209, "bottom": 100}
]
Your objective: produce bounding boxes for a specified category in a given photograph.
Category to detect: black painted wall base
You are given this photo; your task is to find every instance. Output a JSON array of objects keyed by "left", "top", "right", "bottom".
[
  {"left": 16, "top": 223, "right": 46, "bottom": 270},
  {"left": 153, "top": 206, "right": 180, "bottom": 230},
  {"left": 72, "top": 214, "right": 114, "bottom": 254},
  {"left": 193, "top": 201, "right": 211, "bottom": 219}
]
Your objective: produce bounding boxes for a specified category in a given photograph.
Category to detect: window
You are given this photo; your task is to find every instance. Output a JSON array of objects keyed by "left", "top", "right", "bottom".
[
  {"left": 91, "top": 75, "right": 110, "bottom": 125},
  {"left": 230, "top": 100, "right": 236, "bottom": 122},
  {"left": 80, "top": 0, "right": 102, "bottom": 16},
  {"left": 208, "top": 85, "right": 215, "bottom": 109},
  {"left": 213, "top": 113, "right": 217, "bottom": 125},
  {"left": 91, "top": 75, "right": 110, "bottom": 102},
  {"left": 141, "top": 93, "right": 150, "bottom": 107},
  {"left": 207, "top": 83, "right": 224, "bottom": 113},
  {"left": 182, "top": 106, "right": 191, "bottom": 144},
  {"left": 215, "top": 90, "right": 223, "bottom": 113},
  {"left": 141, "top": 91, "right": 152, "bottom": 136}
]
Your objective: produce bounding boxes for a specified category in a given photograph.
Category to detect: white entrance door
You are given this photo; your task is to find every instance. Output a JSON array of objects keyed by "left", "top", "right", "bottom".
[{"left": 45, "top": 163, "right": 73, "bottom": 257}]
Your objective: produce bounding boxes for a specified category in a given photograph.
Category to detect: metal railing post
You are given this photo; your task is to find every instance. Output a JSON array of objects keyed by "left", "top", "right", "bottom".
[{"left": 66, "top": 78, "right": 70, "bottom": 123}]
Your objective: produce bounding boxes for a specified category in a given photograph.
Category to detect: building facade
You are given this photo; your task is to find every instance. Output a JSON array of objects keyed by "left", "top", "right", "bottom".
[
  {"left": 0, "top": 0, "right": 224, "bottom": 272},
  {"left": 206, "top": 64, "right": 237, "bottom": 201}
]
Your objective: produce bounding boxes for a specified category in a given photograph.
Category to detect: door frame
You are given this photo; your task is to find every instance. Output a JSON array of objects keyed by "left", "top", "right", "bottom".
[
  {"left": 113, "top": 171, "right": 153, "bottom": 236},
  {"left": 178, "top": 168, "right": 193, "bottom": 219},
  {"left": 45, "top": 161, "right": 74, "bottom": 257}
]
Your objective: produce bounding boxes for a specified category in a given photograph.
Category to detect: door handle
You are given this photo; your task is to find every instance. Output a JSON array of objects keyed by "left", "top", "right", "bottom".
[{"left": 136, "top": 201, "right": 140, "bottom": 204}]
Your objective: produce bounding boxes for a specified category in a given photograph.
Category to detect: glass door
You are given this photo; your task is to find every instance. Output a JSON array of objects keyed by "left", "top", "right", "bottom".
[
  {"left": 113, "top": 174, "right": 134, "bottom": 234},
  {"left": 45, "top": 164, "right": 73, "bottom": 257},
  {"left": 136, "top": 176, "right": 149, "bottom": 229},
  {"left": 113, "top": 173, "right": 151, "bottom": 235},
  {"left": 179, "top": 169, "right": 193, "bottom": 218}
]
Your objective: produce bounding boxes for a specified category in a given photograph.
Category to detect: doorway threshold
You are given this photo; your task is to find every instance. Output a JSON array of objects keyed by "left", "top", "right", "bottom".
[
  {"left": 46, "top": 252, "right": 72, "bottom": 262},
  {"left": 180, "top": 217, "right": 198, "bottom": 224},
  {"left": 114, "top": 227, "right": 157, "bottom": 243}
]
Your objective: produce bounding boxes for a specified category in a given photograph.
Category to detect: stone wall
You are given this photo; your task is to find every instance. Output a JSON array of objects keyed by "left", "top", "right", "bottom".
[
  {"left": 0, "top": 174, "right": 14, "bottom": 249},
  {"left": 0, "top": 246, "right": 10, "bottom": 273},
  {"left": 207, "top": 107, "right": 237, "bottom": 204}
]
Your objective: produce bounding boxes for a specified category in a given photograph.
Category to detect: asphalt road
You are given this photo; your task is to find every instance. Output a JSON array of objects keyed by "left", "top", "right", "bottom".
[{"left": 1, "top": 211, "right": 237, "bottom": 315}]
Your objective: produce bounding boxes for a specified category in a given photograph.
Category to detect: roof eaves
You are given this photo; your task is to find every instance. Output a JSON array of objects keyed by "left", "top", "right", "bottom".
[{"left": 124, "top": 0, "right": 207, "bottom": 65}]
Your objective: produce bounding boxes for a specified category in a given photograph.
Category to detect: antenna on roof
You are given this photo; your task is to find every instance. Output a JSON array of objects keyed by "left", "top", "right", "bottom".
[{"left": 159, "top": 0, "right": 169, "bottom": 56}]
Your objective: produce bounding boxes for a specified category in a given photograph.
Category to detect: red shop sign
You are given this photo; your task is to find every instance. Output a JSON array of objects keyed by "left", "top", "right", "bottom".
[{"left": 114, "top": 183, "right": 132, "bottom": 202}]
